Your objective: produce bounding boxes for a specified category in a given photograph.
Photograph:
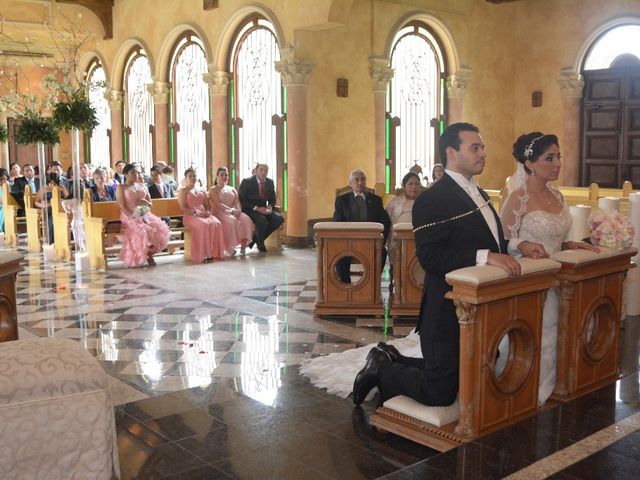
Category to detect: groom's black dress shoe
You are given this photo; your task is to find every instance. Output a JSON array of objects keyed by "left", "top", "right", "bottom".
[
  {"left": 352, "top": 347, "right": 392, "bottom": 405},
  {"left": 376, "top": 342, "right": 401, "bottom": 362}
]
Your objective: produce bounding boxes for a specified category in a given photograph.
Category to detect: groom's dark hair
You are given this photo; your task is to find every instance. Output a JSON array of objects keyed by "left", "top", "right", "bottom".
[{"left": 439, "top": 122, "right": 479, "bottom": 167}]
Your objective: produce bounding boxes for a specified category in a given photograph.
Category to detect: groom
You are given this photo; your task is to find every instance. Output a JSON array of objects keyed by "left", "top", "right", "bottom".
[{"left": 352, "top": 122, "right": 546, "bottom": 406}]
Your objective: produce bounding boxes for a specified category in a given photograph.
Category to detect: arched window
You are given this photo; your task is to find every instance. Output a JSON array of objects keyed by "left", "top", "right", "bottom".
[
  {"left": 387, "top": 22, "right": 446, "bottom": 191},
  {"left": 170, "top": 32, "right": 210, "bottom": 184},
  {"left": 581, "top": 24, "right": 640, "bottom": 187},
  {"left": 123, "top": 48, "right": 154, "bottom": 171},
  {"left": 229, "top": 16, "right": 283, "bottom": 189},
  {"left": 86, "top": 59, "right": 111, "bottom": 168}
]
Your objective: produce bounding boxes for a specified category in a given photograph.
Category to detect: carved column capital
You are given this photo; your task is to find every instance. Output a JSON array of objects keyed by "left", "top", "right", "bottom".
[
  {"left": 202, "top": 70, "right": 231, "bottom": 95},
  {"left": 557, "top": 70, "right": 584, "bottom": 98},
  {"left": 446, "top": 70, "right": 472, "bottom": 99},
  {"left": 369, "top": 57, "right": 394, "bottom": 93},
  {"left": 105, "top": 88, "right": 124, "bottom": 111},
  {"left": 274, "top": 58, "right": 316, "bottom": 86},
  {"left": 146, "top": 81, "right": 171, "bottom": 104}
]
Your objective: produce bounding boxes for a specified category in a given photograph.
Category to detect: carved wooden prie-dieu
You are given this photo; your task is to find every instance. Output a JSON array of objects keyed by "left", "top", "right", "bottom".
[
  {"left": 313, "top": 222, "right": 385, "bottom": 316},
  {"left": 0, "top": 252, "right": 24, "bottom": 343},
  {"left": 550, "top": 247, "right": 637, "bottom": 401},
  {"left": 389, "top": 222, "right": 424, "bottom": 317},
  {"left": 371, "top": 258, "right": 561, "bottom": 450}
]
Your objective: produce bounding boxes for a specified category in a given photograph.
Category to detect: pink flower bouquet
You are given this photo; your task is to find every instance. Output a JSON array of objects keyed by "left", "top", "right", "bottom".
[{"left": 588, "top": 210, "right": 635, "bottom": 250}]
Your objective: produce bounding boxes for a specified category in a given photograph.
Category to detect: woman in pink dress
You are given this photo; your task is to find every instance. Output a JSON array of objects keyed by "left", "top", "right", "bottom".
[
  {"left": 178, "top": 168, "right": 225, "bottom": 262},
  {"left": 209, "top": 167, "right": 254, "bottom": 255},
  {"left": 116, "top": 163, "right": 170, "bottom": 267}
]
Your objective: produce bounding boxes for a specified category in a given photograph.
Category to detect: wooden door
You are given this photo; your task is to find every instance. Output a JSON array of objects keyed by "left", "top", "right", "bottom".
[{"left": 582, "top": 67, "right": 640, "bottom": 187}]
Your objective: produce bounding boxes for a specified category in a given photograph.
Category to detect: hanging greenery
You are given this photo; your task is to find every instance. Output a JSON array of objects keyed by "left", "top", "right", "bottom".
[
  {"left": 15, "top": 116, "right": 61, "bottom": 146},
  {"left": 52, "top": 92, "right": 99, "bottom": 132},
  {"left": 0, "top": 125, "right": 7, "bottom": 143}
]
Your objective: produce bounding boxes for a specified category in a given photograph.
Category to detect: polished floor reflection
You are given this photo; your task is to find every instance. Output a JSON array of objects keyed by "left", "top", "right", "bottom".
[{"left": 10, "top": 246, "right": 640, "bottom": 479}]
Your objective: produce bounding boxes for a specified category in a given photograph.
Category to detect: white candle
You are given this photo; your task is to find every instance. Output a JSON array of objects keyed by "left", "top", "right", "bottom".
[
  {"left": 627, "top": 192, "right": 640, "bottom": 316},
  {"left": 598, "top": 196, "right": 620, "bottom": 211},
  {"left": 569, "top": 204, "right": 591, "bottom": 241}
]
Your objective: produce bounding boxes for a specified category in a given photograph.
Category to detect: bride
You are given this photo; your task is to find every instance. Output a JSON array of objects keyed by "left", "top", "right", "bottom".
[{"left": 301, "top": 131, "right": 597, "bottom": 407}]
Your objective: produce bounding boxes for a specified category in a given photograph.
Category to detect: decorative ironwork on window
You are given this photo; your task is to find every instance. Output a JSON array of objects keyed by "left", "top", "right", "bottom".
[
  {"left": 87, "top": 60, "right": 111, "bottom": 168},
  {"left": 124, "top": 50, "right": 154, "bottom": 171},
  {"left": 584, "top": 25, "right": 640, "bottom": 70},
  {"left": 171, "top": 34, "right": 209, "bottom": 184},
  {"left": 230, "top": 18, "right": 282, "bottom": 183},
  {"left": 388, "top": 23, "right": 446, "bottom": 190}
]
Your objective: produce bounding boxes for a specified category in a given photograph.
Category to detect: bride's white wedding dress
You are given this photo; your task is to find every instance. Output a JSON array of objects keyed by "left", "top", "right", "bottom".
[{"left": 301, "top": 184, "right": 571, "bottom": 406}]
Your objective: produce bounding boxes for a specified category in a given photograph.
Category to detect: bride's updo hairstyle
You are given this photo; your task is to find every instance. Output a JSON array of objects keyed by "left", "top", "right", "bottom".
[{"left": 512, "top": 132, "right": 559, "bottom": 174}]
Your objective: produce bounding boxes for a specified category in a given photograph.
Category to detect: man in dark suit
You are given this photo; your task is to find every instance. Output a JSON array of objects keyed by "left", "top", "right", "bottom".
[
  {"left": 148, "top": 165, "right": 174, "bottom": 199},
  {"left": 114, "top": 160, "right": 126, "bottom": 184},
  {"left": 238, "top": 163, "right": 284, "bottom": 253},
  {"left": 333, "top": 169, "right": 391, "bottom": 283},
  {"left": 11, "top": 164, "right": 40, "bottom": 215},
  {"left": 352, "top": 122, "right": 546, "bottom": 406}
]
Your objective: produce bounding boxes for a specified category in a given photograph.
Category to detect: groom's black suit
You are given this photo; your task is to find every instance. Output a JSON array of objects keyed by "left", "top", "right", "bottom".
[{"left": 377, "top": 173, "right": 508, "bottom": 406}]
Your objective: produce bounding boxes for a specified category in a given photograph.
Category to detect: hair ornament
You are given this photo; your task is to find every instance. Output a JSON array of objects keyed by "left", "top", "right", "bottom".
[{"left": 523, "top": 135, "right": 545, "bottom": 159}]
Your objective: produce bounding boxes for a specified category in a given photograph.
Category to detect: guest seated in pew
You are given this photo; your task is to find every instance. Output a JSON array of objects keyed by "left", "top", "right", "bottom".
[
  {"left": 148, "top": 165, "right": 174, "bottom": 199},
  {"left": 333, "top": 168, "right": 391, "bottom": 283},
  {"left": 91, "top": 168, "right": 116, "bottom": 202},
  {"left": 36, "top": 173, "right": 70, "bottom": 244},
  {"left": 429, "top": 163, "right": 445, "bottom": 187},
  {"left": 500, "top": 131, "right": 599, "bottom": 405},
  {"left": 50, "top": 161, "right": 69, "bottom": 189},
  {"left": 116, "top": 163, "right": 170, "bottom": 267},
  {"left": 179, "top": 167, "right": 225, "bottom": 262},
  {"left": 10, "top": 164, "right": 40, "bottom": 215},
  {"left": 0, "top": 168, "right": 9, "bottom": 232},
  {"left": 209, "top": 167, "right": 254, "bottom": 256},
  {"left": 348, "top": 123, "right": 548, "bottom": 407},
  {"left": 385, "top": 171, "right": 422, "bottom": 264},
  {"left": 238, "top": 163, "right": 284, "bottom": 253},
  {"left": 9, "top": 162, "right": 22, "bottom": 186},
  {"left": 114, "top": 160, "right": 126, "bottom": 184}
]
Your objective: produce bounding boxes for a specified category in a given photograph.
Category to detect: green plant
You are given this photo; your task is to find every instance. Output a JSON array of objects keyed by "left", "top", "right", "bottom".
[
  {"left": 52, "top": 93, "right": 99, "bottom": 132},
  {"left": 15, "top": 117, "right": 60, "bottom": 145},
  {"left": 0, "top": 125, "right": 7, "bottom": 143}
]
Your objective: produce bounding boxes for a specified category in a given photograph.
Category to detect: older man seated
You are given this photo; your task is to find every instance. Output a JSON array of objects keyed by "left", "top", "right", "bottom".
[{"left": 333, "top": 168, "right": 391, "bottom": 283}]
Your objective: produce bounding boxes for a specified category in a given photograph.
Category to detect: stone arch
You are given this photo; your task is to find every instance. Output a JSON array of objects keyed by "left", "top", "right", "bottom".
[
  {"left": 78, "top": 50, "right": 110, "bottom": 81},
  {"left": 383, "top": 11, "right": 461, "bottom": 74},
  {"left": 156, "top": 23, "right": 213, "bottom": 82},
  {"left": 212, "top": 3, "right": 287, "bottom": 72},
  {"left": 110, "top": 38, "right": 156, "bottom": 90}
]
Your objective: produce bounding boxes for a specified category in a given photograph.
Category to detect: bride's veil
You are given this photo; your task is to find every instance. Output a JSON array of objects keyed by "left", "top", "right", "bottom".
[{"left": 502, "top": 163, "right": 529, "bottom": 240}]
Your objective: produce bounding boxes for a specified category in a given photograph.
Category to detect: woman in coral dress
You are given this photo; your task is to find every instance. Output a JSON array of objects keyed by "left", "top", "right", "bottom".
[
  {"left": 179, "top": 168, "right": 225, "bottom": 262},
  {"left": 209, "top": 167, "right": 254, "bottom": 255},
  {"left": 116, "top": 163, "right": 170, "bottom": 267}
]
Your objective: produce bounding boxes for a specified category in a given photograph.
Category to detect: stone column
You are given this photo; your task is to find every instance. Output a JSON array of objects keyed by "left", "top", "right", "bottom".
[
  {"left": 446, "top": 70, "right": 472, "bottom": 124},
  {"left": 274, "top": 56, "right": 315, "bottom": 246},
  {"left": 558, "top": 70, "right": 584, "bottom": 187},
  {"left": 147, "top": 81, "right": 171, "bottom": 164},
  {"left": 369, "top": 57, "right": 394, "bottom": 193},
  {"left": 203, "top": 69, "right": 231, "bottom": 173},
  {"left": 106, "top": 89, "right": 124, "bottom": 166}
]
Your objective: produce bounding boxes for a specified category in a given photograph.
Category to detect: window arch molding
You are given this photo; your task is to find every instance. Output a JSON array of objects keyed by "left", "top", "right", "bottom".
[
  {"left": 82, "top": 56, "right": 112, "bottom": 169},
  {"left": 111, "top": 38, "right": 156, "bottom": 90},
  {"left": 157, "top": 23, "right": 212, "bottom": 81}
]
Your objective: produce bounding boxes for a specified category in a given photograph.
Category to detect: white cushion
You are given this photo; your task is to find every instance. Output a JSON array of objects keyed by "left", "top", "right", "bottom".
[
  {"left": 393, "top": 222, "right": 413, "bottom": 231},
  {"left": 314, "top": 221, "right": 384, "bottom": 231},
  {"left": 445, "top": 257, "right": 561, "bottom": 285},
  {"left": 551, "top": 246, "right": 638, "bottom": 265},
  {"left": 383, "top": 395, "right": 460, "bottom": 427}
]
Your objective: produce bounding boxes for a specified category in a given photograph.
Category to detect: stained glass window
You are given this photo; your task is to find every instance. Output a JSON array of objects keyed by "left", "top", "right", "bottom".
[
  {"left": 230, "top": 17, "right": 282, "bottom": 182},
  {"left": 388, "top": 23, "right": 445, "bottom": 188},
  {"left": 86, "top": 60, "right": 111, "bottom": 168},
  {"left": 124, "top": 50, "right": 154, "bottom": 171},
  {"left": 584, "top": 25, "right": 640, "bottom": 70},
  {"left": 171, "top": 34, "right": 209, "bottom": 184}
]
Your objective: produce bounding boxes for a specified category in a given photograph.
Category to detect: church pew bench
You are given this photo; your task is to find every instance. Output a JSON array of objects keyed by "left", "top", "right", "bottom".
[
  {"left": 83, "top": 193, "right": 191, "bottom": 269},
  {"left": 24, "top": 185, "right": 42, "bottom": 251},
  {"left": 2, "top": 183, "right": 25, "bottom": 246},
  {"left": 51, "top": 186, "right": 74, "bottom": 260}
]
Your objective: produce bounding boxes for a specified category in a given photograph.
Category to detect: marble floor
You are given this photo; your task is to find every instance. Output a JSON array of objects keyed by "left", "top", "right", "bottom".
[{"left": 10, "top": 245, "right": 640, "bottom": 479}]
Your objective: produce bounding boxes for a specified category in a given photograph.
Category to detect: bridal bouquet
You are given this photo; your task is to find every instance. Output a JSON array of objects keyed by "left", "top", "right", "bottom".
[
  {"left": 132, "top": 205, "right": 151, "bottom": 219},
  {"left": 588, "top": 209, "right": 635, "bottom": 250}
]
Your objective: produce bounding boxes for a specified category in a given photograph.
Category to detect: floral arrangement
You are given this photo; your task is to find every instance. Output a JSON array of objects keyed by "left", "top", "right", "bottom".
[
  {"left": 588, "top": 209, "right": 635, "bottom": 250},
  {"left": 14, "top": 116, "right": 61, "bottom": 146},
  {"left": 132, "top": 205, "right": 151, "bottom": 219},
  {"left": 0, "top": 125, "right": 7, "bottom": 143}
]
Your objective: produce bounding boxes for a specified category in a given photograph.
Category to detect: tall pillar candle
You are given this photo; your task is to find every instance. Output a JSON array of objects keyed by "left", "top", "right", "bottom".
[
  {"left": 569, "top": 205, "right": 591, "bottom": 241},
  {"left": 626, "top": 192, "right": 640, "bottom": 315}
]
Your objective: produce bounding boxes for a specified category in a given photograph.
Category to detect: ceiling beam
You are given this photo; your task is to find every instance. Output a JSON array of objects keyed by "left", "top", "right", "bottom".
[{"left": 57, "top": 0, "right": 114, "bottom": 39}]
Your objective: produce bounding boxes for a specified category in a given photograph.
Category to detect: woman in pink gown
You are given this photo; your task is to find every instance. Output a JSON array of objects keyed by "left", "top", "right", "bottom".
[
  {"left": 116, "top": 163, "right": 170, "bottom": 267},
  {"left": 209, "top": 167, "right": 254, "bottom": 255},
  {"left": 178, "top": 168, "right": 225, "bottom": 262}
]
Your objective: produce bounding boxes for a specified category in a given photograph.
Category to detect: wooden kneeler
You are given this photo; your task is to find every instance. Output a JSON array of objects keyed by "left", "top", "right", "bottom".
[
  {"left": 313, "top": 222, "right": 385, "bottom": 316},
  {"left": 389, "top": 222, "right": 424, "bottom": 317},
  {"left": 370, "top": 258, "right": 561, "bottom": 451},
  {"left": 550, "top": 247, "right": 637, "bottom": 401}
]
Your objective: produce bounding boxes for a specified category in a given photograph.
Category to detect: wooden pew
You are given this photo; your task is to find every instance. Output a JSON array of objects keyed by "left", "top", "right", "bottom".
[
  {"left": 83, "top": 191, "right": 191, "bottom": 269},
  {"left": 389, "top": 223, "right": 424, "bottom": 317},
  {"left": 313, "top": 222, "right": 385, "bottom": 316},
  {"left": 2, "top": 184, "right": 24, "bottom": 246},
  {"left": 370, "top": 258, "right": 561, "bottom": 451},
  {"left": 51, "top": 186, "right": 73, "bottom": 260},
  {"left": 24, "top": 185, "right": 42, "bottom": 251},
  {"left": 550, "top": 247, "right": 637, "bottom": 401}
]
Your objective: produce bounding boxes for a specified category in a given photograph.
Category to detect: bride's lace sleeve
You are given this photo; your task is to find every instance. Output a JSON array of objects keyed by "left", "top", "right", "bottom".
[{"left": 500, "top": 189, "right": 528, "bottom": 240}]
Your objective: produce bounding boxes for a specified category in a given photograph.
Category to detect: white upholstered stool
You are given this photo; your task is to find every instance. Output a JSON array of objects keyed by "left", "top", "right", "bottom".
[{"left": 0, "top": 337, "right": 120, "bottom": 480}]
